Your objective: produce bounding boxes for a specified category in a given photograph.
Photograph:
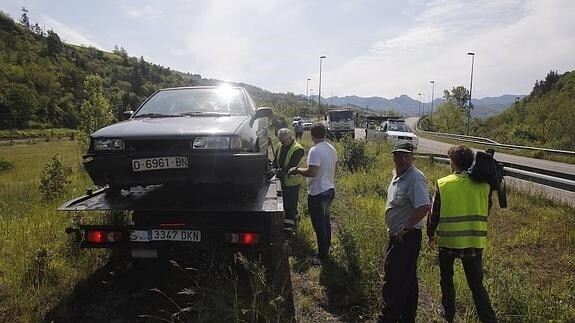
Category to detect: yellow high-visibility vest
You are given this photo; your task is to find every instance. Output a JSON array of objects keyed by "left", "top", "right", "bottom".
[
  {"left": 437, "top": 173, "right": 490, "bottom": 249},
  {"left": 275, "top": 141, "right": 304, "bottom": 187}
]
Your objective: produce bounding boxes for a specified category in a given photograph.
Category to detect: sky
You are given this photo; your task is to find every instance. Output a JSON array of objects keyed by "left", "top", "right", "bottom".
[{"left": 2, "top": 0, "right": 574, "bottom": 99}]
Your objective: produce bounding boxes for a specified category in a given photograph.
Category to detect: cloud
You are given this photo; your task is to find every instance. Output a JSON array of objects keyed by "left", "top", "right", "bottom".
[
  {"left": 121, "top": 5, "right": 164, "bottom": 21},
  {"left": 324, "top": 0, "right": 575, "bottom": 98},
  {"left": 40, "top": 15, "right": 104, "bottom": 49}
]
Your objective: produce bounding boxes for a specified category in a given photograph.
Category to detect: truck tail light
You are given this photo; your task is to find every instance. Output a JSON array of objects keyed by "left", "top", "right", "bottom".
[
  {"left": 224, "top": 232, "right": 260, "bottom": 246},
  {"left": 86, "top": 230, "right": 123, "bottom": 243}
]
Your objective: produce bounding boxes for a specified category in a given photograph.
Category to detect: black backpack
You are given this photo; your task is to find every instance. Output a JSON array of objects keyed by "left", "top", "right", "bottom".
[{"left": 468, "top": 149, "right": 507, "bottom": 208}]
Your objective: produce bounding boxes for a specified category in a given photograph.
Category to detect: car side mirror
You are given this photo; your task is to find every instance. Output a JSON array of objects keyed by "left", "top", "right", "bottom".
[
  {"left": 122, "top": 110, "right": 133, "bottom": 120},
  {"left": 254, "top": 107, "right": 272, "bottom": 120}
]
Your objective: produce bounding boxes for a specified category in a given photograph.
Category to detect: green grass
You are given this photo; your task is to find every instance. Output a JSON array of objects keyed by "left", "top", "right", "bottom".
[{"left": 0, "top": 140, "right": 110, "bottom": 322}]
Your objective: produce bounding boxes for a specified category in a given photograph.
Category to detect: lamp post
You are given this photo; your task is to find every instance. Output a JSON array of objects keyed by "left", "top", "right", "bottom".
[
  {"left": 418, "top": 93, "right": 422, "bottom": 117},
  {"left": 466, "top": 52, "right": 475, "bottom": 135},
  {"left": 429, "top": 80, "right": 435, "bottom": 124},
  {"left": 318, "top": 55, "right": 326, "bottom": 110}
]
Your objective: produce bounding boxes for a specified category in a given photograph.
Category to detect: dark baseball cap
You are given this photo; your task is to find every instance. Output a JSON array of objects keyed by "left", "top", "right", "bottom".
[{"left": 391, "top": 141, "right": 414, "bottom": 153}]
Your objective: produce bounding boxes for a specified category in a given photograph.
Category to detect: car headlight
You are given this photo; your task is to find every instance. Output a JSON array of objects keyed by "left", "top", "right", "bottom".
[
  {"left": 94, "top": 138, "right": 124, "bottom": 151},
  {"left": 193, "top": 136, "right": 251, "bottom": 151}
]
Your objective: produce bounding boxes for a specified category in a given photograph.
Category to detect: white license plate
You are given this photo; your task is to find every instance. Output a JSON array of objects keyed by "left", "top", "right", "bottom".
[
  {"left": 132, "top": 157, "right": 188, "bottom": 172},
  {"left": 129, "top": 229, "right": 201, "bottom": 242}
]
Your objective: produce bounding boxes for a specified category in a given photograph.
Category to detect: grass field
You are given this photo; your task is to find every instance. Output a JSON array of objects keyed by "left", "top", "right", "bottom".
[
  {"left": 0, "top": 140, "right": 110, "bottom": 322},
  {"left": 0, "top": 137, "right": 573, "bottom": 322}
]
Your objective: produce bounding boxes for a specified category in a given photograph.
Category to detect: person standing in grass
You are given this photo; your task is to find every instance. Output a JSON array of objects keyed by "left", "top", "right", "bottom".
[
  {"left": 289, "top": 122, "right": 337, "bottom": 265},
  {"left": 273, "top": 128, "right": 305, "bottom": 233},
  {"left": 427, "top": 145, "right": 497, "bottom": 323},
  {"left": 378, "top": 141, "right": 431, "bottom": 323}
]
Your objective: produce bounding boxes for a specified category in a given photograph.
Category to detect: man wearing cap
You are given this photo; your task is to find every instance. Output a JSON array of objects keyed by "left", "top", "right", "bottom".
[
  {"left": 273, "top": 128, "right": 305, "bottom": 233},
  {"left": 378, "top": 141, "right": 431, "bottom": 323}
]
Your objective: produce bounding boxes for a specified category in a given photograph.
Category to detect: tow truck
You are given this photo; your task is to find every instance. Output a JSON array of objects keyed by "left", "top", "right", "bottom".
[{"left": 60, "top": 178, "right": 284, "bottom": 259}]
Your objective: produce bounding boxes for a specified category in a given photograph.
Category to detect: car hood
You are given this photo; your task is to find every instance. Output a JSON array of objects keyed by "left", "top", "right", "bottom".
[
  {"left": 387, "top": 131, "right": 417, "bottom": 138},
  {"left": 92, "top": 116, "right": 248, "bottom": 138}
]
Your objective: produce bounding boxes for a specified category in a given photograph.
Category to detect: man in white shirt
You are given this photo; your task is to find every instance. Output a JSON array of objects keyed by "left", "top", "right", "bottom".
[{"left": 289, "top": 123, "right": 337, "bottom": 265}]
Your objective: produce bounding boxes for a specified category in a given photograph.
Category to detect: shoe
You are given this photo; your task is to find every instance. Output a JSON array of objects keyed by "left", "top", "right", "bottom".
[
  {"left": 441, "top": 310, "right": 454, "bottom": 322},
  {"left": 283, "top": 219, "right": 296, "bottom": 233},
  {"left": 308, "top": 257, "right": 322, "bottom": 266}
]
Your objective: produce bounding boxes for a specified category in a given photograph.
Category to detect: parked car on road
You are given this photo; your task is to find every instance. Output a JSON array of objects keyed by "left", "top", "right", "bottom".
[
  {"left": 380, "top": 119, "right": 418, "bottom": 149},
  {"left": 83, "top": 86, "right": 272, "bottom": 195}
]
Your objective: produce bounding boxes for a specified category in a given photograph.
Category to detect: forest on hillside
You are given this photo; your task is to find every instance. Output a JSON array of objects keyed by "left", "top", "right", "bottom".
[
  {"left": 0, "top": 9, "right": 316, "bottom": 131},
  {"left": 426, "top": 70, "right": 574, "bottom": 151}
]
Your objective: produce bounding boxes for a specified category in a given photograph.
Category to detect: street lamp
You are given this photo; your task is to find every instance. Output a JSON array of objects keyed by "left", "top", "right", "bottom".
[
  {"left": 429, "top": 80, "right": 435, "bottom": 124},
  {"left": 318, "top": 55, "right": 326, "bottom": 110},
  {"left": 466, "top": 52, "right": 475, "bottom": 135},
  {"left": 418, "top": 93, "right": 422, "bottom": 117}
]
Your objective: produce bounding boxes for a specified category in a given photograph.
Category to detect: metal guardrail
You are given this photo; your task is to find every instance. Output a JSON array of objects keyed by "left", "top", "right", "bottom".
[
  {"left": 415, "top": 121, "right": 575, "bottom": 156},
  {"left": 415, "top": 153, "right": 575, "bottom": 192}
]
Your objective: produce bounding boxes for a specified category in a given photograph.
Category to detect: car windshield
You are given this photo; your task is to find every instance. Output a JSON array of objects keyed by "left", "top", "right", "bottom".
[
  {"left": 328, "top": 111, "right": 353, "bottom": 121},
  {"left": 134, "top": 87, "right": 250, "bottom": 117},
  {"left": 387, "top": 123, "right": 412, "bottom": 132}
]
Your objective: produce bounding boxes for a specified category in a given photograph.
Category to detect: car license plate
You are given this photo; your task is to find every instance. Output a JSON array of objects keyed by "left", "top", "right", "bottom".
[
  {"left": 132, "top": 157, "right": 188, "bottom": 172},
  {"left": 129, "top": 229, "right": 201, "bottom": 242}
]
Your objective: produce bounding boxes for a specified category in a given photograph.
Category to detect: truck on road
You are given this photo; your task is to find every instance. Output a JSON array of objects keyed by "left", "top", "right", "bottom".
[{"left": 325, "top": 108, "right": 355, "bottom": 139}]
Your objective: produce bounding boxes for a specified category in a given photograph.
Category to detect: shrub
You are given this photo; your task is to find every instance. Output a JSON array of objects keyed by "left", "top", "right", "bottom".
[
  {"left": 340, "top": 136, "right": 372, "bottom": 172},
  {"left": 39, "top": 154, "right": 73, "bottom": 202},
  {"left": 0, "top": 157, "right": 14, "bottom": 172}
]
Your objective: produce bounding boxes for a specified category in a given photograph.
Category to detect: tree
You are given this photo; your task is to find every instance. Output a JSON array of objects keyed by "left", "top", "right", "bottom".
[
  {"left": 433, "top": 101, "right": 465, "bottom": 134},
  {"left": 19, "top": 7, "right": 30, "bottom": 29},
  {"left": 0, "top": 83, "right": 39, "bottom": 128},
  {"left": 79, "top": 75, "right": 115, "bottom": 147},
  {"left": 443, "top": 86, "right": 469, "bottom": 110},
  {"left": 46, "top": 30, "right": 63, "bottom": 56}
]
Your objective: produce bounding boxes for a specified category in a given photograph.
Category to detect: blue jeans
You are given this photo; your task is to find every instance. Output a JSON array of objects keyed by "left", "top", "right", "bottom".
[{"left": 308, "top": 188, "right": 335, "bottom": 260}]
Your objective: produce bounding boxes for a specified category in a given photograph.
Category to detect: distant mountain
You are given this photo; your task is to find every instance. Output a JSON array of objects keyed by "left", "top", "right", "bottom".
[{"left": 311, "top": 94, "right": 525, "bottom": 118}]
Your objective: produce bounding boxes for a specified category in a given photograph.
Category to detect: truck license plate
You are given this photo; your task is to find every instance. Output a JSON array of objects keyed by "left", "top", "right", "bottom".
[
  {"left": 132, "top": 157, "right": 188, "bottom": 172},
  {"left": 129, "top": 229, "right": 201, "bottom": 242}
]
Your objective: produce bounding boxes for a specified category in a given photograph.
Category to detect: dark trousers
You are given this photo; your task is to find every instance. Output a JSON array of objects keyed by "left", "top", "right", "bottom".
[
  {"left": 308, "top": 188, "right": 334, "bottom": 260},
  {"left": 282, "top": 184, "right": 300, "bottom": 222},
  {"left": 378, "top": 229, "right": 422, "bottom": 323},
  {"left": 295, "top": 131, "right": 303, "bottom": 139},
  {"left": 439, "top": 248, "right": 497, "bottom": 323}
]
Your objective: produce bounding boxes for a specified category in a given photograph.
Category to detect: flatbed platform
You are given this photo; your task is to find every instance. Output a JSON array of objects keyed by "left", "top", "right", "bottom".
[{"left": 59, "top": 179, "right": 283, "bottom": 213}]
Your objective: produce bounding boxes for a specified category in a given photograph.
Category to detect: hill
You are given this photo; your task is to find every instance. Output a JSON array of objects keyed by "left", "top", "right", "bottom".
[
  {"left": 475, "top": 70, "right": 575, "bottom": 150},
  {"left": 317, "top": 93, "right": 521, "bottom": 117},
  {"left": 0, "top": 11, "right": 311, "bottom": 131}
]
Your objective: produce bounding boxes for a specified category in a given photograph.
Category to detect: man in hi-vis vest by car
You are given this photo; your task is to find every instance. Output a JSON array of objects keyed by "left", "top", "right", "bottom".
[
  {"left": 427, "top": 145, "right": 497, "bottom": 323},
  {"left": 273, "top": 128, "right": 305, "bottom": 233}
]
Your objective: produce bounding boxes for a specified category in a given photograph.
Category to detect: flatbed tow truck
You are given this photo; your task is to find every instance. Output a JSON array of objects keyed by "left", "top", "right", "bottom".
[{"left": 60, "top": 178, "right": 284, "bottom": 259}]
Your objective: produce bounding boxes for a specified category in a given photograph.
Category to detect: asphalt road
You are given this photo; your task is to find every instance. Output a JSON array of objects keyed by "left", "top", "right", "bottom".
[{"left": 355, "top": 118, "right": 575, "bottom": 206}]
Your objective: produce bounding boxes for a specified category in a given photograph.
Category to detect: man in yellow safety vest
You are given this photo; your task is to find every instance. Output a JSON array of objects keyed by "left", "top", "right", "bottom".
[
  {"left": 427, "top": 145, "right": 497, "bottom": 323},
  {"left": 274, "top": 128, "right": 305, "bottom": 233}
]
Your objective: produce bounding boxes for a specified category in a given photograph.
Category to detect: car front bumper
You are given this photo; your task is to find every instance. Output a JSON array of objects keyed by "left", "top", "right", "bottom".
[{"left": 83, "top": 152, "right": 268, "bottom": 188}]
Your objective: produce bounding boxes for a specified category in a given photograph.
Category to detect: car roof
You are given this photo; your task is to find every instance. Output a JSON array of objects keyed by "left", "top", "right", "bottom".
[{"left": 159, "top": 86, "right": 246, "bottom": 91}]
